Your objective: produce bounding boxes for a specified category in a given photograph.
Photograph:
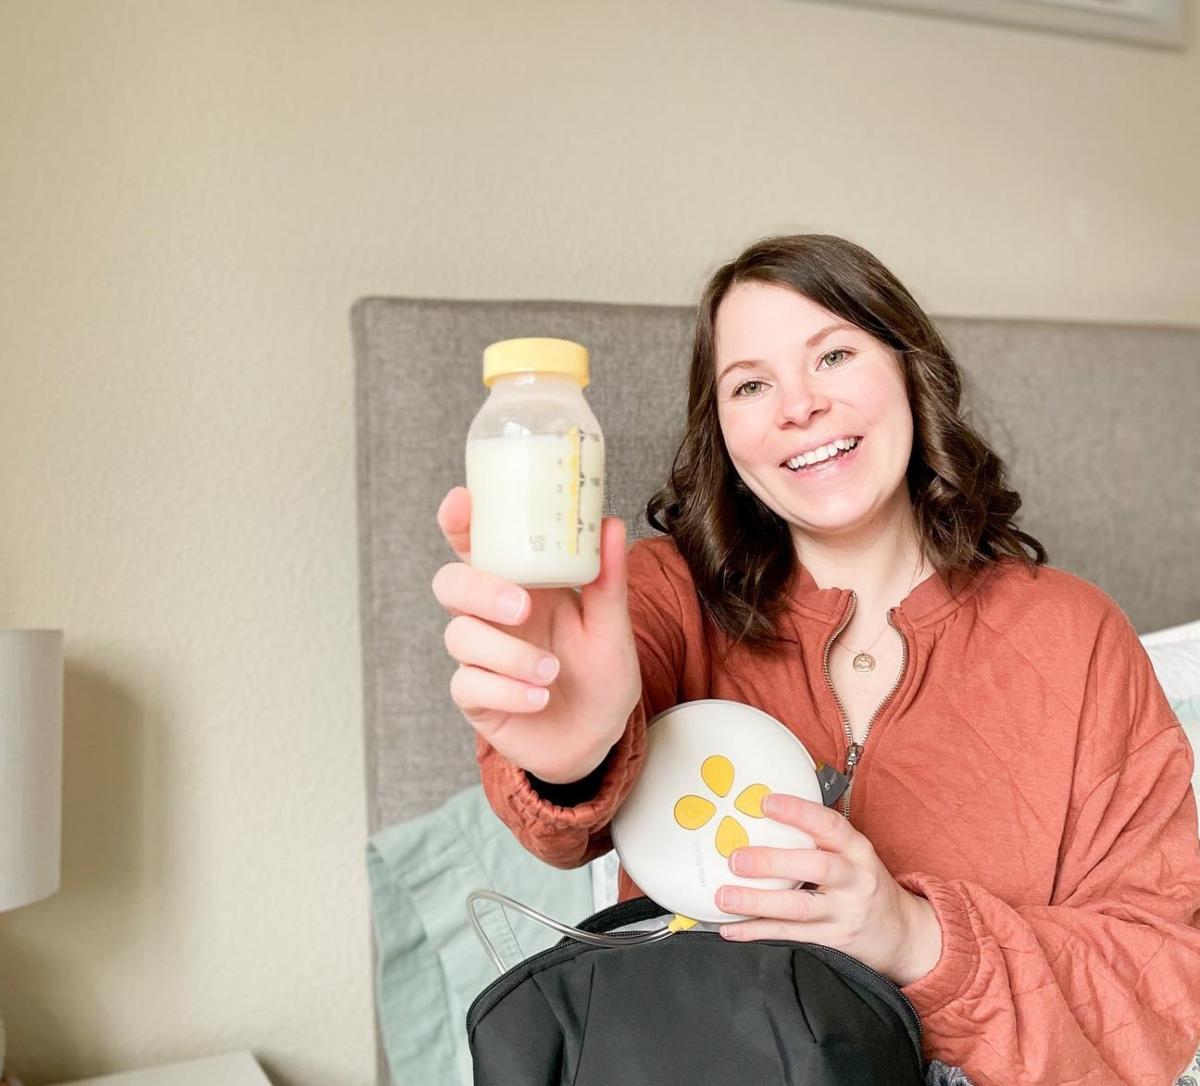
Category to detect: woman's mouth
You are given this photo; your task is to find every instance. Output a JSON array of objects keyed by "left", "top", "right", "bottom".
[{"left": 780, "top": 436, "right": 863, "bottom": 480}]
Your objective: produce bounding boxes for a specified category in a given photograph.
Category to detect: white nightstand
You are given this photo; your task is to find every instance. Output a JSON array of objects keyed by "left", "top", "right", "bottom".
[{"left": 46, "top": 1052, "right": 270, "bottom": 1085}]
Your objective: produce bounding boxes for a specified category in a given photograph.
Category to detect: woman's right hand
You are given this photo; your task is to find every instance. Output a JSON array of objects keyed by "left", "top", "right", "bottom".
[{"left": 432, "top": 486, "right": 643, "bottom": 785}]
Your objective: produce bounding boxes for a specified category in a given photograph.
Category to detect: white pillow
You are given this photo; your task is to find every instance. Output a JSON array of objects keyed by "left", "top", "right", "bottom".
[
  {"left": 1139, "top": 619, "right": 1200, "bottom": 836},
  {"left": 1140, "top": 619, "right": 1200, "bottom": 703},
  {"left": 1140, "top": 617, "right": 1200, "bottom": 648}
]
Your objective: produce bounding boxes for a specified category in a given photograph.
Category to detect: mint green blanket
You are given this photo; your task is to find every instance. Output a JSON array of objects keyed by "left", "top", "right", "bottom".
[{"left": 367, "top": 785, "right": 594, "bottom": 1086}]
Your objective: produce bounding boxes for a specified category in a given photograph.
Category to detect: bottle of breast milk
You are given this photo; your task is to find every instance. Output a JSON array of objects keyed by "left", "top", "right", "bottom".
[{"left": 466, "top": 337, "right": 605, "bottom": 589}]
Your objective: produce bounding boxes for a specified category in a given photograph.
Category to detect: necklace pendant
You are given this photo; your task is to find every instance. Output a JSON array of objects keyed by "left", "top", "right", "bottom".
[{"left": 852, "top": 652, "right": 876, "bottom": 674}]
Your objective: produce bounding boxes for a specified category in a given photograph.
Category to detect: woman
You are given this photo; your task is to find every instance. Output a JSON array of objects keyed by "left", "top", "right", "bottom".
[{"left": 432, "top": 234, "right": 1200, "bottom": 1084}]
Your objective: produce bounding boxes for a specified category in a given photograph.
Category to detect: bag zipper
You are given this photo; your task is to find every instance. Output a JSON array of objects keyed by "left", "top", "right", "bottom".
[
  {"left": 797, "top": 937, "right": 924, "bottom": 1055},
  {"left": 465, "top": 896, "right": 664, "bottom": 1029},
  {"left": 669, "top": 930, "right": 925, "bottom": 1057},
  {"left": 576, "top": 898, "right": 923, "bottom": 1047},
  {"left": 465, "top": 895, "right": 924, "bottom": 1061}
]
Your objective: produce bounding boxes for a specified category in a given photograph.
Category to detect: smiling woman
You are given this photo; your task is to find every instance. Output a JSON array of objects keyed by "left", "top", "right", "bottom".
[
  {"left": 464, "top": 233, "right": 1200, "bottom": 1086},
  {"left": 645, "top": 233, "right": 1046, "bottom": 654}
]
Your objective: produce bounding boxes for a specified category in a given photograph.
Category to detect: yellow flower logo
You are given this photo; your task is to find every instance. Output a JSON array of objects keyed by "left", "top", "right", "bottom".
[{"left": 673, "top": 755, "right": 772, "bottom": 858}]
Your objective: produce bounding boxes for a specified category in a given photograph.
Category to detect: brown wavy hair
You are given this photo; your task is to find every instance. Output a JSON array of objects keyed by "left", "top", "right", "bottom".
[{"left": 646, "top": 233, "right": 1047, "bottom": 655}]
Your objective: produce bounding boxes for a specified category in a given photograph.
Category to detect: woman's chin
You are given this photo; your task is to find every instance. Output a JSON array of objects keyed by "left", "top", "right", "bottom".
[{"left": 780, "top": 499, "right": 881, "bottom": 539}]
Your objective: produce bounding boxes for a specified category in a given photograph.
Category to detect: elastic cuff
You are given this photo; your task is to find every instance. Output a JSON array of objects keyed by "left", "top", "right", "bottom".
[
  {"left": 489, "top": 701, "right": 648, "bottom": 833},
  {"left": 527, "top": 751, "right": 613, "bottom": 807},
  {"left": 894, "top": 871, "right": 981, "bottom": 1017}
]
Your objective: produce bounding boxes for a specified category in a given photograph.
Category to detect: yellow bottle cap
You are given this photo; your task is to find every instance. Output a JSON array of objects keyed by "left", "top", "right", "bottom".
[{"left": 482, "top": 337, "right": 589, "bottom": 388}]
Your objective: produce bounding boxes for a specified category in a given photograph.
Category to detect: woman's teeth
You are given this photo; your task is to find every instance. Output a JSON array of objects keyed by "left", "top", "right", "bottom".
[{"left": 785, "top": 436, "right": 860, "bottom": 471}]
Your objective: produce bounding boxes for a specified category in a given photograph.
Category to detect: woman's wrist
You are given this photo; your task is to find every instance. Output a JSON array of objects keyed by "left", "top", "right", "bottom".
[
  {"left": 893, "top": 892, "right": 943, "bottom": 987},
  {"left": 527, "top": 745, "right": 614, "bottom": 806}
]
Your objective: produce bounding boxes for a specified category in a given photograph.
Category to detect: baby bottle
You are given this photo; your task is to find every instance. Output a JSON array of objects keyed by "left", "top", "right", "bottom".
[{"left": 466, "top": 337, "right": 605, "bottom": 588}]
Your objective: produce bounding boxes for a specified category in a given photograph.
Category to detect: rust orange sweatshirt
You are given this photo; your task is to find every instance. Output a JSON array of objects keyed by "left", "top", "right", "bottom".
[{"left": 477, "top": 534, "right": 1200, "bottom": 1085}]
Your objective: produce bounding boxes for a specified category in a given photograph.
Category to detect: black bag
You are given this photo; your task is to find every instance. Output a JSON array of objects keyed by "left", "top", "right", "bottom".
[{"left": 467, "top": 894, "right": 925, "bottom": 1086}]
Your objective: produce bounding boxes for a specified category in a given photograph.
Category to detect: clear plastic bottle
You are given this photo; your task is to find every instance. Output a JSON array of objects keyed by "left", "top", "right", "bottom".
[{"left": 466, "top": 337, "right": 605, "bottom": 588}]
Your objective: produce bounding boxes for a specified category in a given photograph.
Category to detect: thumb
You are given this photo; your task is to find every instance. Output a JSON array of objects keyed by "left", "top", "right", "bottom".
[{"left": 580, "top": 517, "right": 631, "bottom": 636}]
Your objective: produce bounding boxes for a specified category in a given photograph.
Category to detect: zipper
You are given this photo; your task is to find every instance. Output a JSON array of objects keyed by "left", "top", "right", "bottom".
[
  {"left": 796, "top": 937, "right": 924, "bottom": 1056},
  {"left": 466, "top": 906, "right": 923, "bottom": 1062},
  {"left": 822, "top": 593, "right": 910, "bottom": 820},
  {"left": 466, "top": 937, "right": 576, "bottom": 1029},
  {"left": 663, "top": 930, "right": 924, "bottom": 1058},
  {"left": 465, "top": 896, "right": 664, "bottom": 1028}
]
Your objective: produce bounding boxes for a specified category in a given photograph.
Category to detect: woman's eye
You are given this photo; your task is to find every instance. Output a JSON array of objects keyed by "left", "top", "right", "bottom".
[{"left": 731, "top": 349, "right": 853, "bottom": 397}]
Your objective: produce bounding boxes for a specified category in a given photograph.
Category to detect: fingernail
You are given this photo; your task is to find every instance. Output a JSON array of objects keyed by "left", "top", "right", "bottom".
[
  {"left": 526, "top": 687, "right": 549, "bottom": 707},
  {"left": 718, "top": 887, "right": 738, "bottom": 909},
  {"left": 536, "top": 656, "right": 559, "bottom": 681},
  {"left": 731, "top": 851, "right": 750, "bottom": 874},
  {"left": 497, "top": 590, "right": 525, "bottom": 620}
]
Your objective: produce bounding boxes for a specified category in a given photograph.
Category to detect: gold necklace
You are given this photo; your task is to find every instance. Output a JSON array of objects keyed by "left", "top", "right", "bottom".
[{"left": 838, "top": 554, "right": 924, "bottom": 675}]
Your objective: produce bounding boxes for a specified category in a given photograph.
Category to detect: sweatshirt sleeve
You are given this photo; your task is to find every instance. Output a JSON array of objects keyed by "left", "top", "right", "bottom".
[
  {"left": 894, "top": 608, "right": 1200, "bottom": 1086},
  {"left": 476, "top": 538, "right": 687, "bottom": 869}
]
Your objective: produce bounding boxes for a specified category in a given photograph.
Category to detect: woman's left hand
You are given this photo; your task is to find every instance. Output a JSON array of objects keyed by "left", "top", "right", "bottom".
[{"left": 716, "top": 792, "right": 943, "bottom": 987}]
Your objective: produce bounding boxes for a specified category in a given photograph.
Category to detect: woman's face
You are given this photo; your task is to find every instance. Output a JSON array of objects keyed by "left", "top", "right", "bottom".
[{"left": 713, "top": 281, "right": 915, "bottom": 544}]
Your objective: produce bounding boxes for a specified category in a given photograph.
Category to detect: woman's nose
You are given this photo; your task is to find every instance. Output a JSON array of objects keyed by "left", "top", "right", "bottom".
[{"left": 777, "top": 381, "right": 828, "bottom": 425}]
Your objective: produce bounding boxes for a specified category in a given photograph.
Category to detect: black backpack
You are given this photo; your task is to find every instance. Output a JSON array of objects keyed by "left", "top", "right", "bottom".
[{"left": 467, "top": 894, "right": 926, "bottom": 1086}]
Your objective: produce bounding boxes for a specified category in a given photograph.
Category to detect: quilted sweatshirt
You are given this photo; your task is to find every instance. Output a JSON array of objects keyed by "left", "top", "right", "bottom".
[{"left": 477, "top": 534, "right": 1200, "bottom": 1085}]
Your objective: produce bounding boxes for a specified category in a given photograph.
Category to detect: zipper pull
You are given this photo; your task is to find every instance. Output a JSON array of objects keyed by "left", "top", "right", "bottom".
[{"left": 846, "top": 742, "right": 863, "bottom": 775}]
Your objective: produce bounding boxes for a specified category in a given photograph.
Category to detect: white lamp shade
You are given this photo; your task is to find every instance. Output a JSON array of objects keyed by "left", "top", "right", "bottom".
[{"left": 0, "top": 629, "right": 64, "bottom": 912}]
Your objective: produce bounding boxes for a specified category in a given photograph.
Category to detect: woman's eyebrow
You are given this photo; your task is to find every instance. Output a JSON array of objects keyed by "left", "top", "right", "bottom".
[{"left": 717, "top": 322, "right": 858, "bottom": 385}]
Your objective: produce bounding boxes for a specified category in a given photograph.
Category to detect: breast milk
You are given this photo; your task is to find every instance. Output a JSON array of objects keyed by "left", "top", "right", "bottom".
[{"left": 466, "top": 429, "right": 604, "bottom": 587}]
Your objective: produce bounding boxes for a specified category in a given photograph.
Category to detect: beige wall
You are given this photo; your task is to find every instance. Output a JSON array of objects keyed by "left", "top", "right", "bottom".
[{"left": 0, "top": 1, "right": 1195, "bottom": 1084}]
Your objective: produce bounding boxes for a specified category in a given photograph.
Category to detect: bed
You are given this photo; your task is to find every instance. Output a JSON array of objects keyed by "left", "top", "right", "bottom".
[{"left": 350, "top": 294, "right": 1200, "bottom": 1085}]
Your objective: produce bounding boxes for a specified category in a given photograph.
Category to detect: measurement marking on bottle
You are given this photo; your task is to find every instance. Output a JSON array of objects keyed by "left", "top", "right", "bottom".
[{"left": 565, "top": 426, "right": 581, "bottom": 558}]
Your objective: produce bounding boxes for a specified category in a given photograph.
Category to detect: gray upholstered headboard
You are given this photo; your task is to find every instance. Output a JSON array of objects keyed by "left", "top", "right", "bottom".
[{"left": 351, "top": 296, "right": 1199, "bottom": 1084}]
